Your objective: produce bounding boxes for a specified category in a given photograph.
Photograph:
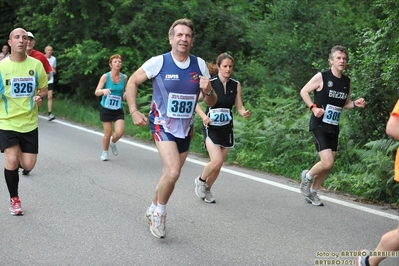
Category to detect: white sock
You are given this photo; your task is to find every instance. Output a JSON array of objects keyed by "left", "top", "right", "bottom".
[
  {"left": 310, "top": 188, "right": 317, "bottom": 193},
  {"left": 305, "top": 172, "right": 313, "bottom": 180},
  {"left": 155, "top": 202, "right": 166, "bottom": 214},
  {"left": 148, "top": 203, "right": 157, "bottom": 213}
]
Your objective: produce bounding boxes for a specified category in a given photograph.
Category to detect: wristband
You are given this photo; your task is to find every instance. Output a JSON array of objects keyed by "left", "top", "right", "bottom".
[
  {"left": 130, "top": 109, "right": 138, "bottom": 116},
  {"left": 353, "top": 101, "right": 356, "bottom": 108},
  {"left": 309, "top": 103, "right": 317, "bottom": 111}
]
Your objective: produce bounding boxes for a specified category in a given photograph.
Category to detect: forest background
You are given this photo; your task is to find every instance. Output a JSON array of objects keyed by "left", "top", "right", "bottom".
[{"left": 1, "top": 0, "right": 399, "bottom": 203}]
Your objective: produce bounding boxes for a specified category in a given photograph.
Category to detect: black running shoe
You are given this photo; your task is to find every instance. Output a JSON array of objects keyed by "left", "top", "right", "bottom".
[{"left": 22, "top": 169, "right": 30, "bottom": 176}]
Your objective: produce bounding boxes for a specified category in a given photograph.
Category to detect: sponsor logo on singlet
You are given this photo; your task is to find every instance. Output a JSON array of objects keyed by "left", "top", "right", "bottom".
[
  {"left": 165, "top": 74, "right": 179, "bottom": 80},
  {"left": 328, "top": 90, "right": 347, "bottom": 100}
]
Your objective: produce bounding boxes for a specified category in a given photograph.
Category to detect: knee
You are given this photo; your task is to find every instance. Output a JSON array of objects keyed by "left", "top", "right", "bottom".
[
  {"left": 114, "top": 123, "right": 124, "bottom": 136},
  {"left": 211, "top": 159, "right": 224, "bottom": 169},
  {"left": 103, "top": 132, "right": 112, "bottom": 138},
  {"left": 19, "top": 159, "right": 36, "bottom": 171},
  {"left": 164, "top": 168, "right": 181, "bottom": 182},
  {"left": 321, "top": 159, "right": 334, "bottom": 170},
  {"left": 8, "top": 156, "right": 20, "bottom": 169},
  {"left": 114, "top": 130, "right": 124, "bottom": 139},
  {"left": 208, "top": 154, "right": 225, "bottom": 169}
]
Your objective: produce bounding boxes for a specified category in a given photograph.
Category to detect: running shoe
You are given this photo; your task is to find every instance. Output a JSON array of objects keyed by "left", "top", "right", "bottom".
[
  {"left": 48, "top": 114, "right": 55, "bottom": 121},
  {"left": 195, "top": 176, "right": 206, "bottom": 199},
  {"left": 300, "top": 170, "right": 311, "bottom": 196},
  {"left": 9, "top": 196, "right": 24, "bottom": 216},
  {"left": 144, "top": 207, "right": 152, "bottom": 223},
  {"left": 101, "top": 151, "right": 108, "bottom": 161},
  {"left": 150, "top": 212, "right": 166, "bottom": 238},
  {"left": 204, "top": 189, "right": 216, "bottom": 203},
  {"left": 22, "top": 169, "right": 30, "bottom": 176},
  {"left": 19, "top": 162, "right": 30, "bottom": 175},
  {"left": 110, "top": 142, "right": 118, "bottom": 156},
  {"left": 355, "top": 250, "right": 370, "bottom": 266},
  {"left": 305, "top": 191, "right": 324, "bottom": 206}
]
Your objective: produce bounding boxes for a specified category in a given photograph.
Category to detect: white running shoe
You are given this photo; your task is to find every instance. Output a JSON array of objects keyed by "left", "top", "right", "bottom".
[
  {"left": 110, "top": 142, "right": 118, "bottom": 156},
  {"left": 101, "top": 151, "right": 108, "bottom": 161},
  {"left": 144, "top": 207, "right": 152, "bottom": 223},
  {"left": 150, "top": 212, "right": 166, "bottom": 238},
  {"left": 9, "top": 196, "right": 24, "bottom": 216},
  {"left": 305, "top": 191, "right": 324, "bottom": 206},
  {"left": 195, "top": 176, "right": 206, "bottom": 199},
  {"left": 300, "top": 170, "right": 311, "bottom": 196},
  {"left": 204, "top": 189, "right": 216, "bottom": 203},
  {"left": 47, "top": 114, "right": 55, "bottom": 121}
]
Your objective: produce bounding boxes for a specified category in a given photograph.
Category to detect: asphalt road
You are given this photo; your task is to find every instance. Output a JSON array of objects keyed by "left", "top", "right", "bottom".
[{"left": 0, "top": 116, "right": 398, "bottom": 266}]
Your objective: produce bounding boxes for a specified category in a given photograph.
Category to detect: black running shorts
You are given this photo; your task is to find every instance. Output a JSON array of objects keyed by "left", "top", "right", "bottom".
[
  {"left": 310, "top": 129, "right": 339, "bottom": 152},
  {"left": 0, "top": 128, "right": 39, "bottom": 153},
  {"left": 203, "top": 126, "right": 234, "bottom": 148},
  {"left": 99, "top": 105, "right": 124, "bottom": 122}
]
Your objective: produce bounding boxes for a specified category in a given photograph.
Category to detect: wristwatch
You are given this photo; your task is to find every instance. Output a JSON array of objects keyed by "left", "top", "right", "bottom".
[
  {"left": 205, "top": 88, "right": 214, "bottom": 97},
  {"left": 309, "top": 103, "right": 317, "bottom": 111}
]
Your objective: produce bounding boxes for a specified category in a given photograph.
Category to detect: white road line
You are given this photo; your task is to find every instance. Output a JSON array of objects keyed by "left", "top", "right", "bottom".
[{"left": 43, "top": 116, "right": 399, "bottom": 220}]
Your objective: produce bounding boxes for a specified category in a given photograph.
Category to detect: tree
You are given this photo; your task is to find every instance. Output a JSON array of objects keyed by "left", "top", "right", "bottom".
[
  {"left": 348, "top": 0, "right": 399, "bottom": 144},
  {"left": 0, "top": 1, "right": 20, "bottom": 46}
]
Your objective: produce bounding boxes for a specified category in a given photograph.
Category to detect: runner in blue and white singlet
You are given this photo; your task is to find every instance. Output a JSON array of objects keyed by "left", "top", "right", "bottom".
[
  {"left": 142, "top": 51, "right": 210, "bottom": 140},
  {"left": 125, "top": 19, "right": 217, "bottom": 239}
]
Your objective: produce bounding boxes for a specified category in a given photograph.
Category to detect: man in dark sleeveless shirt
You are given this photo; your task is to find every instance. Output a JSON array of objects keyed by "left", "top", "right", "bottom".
[{"left": 299, "top": 45, "right": 366, "bottom": 206}]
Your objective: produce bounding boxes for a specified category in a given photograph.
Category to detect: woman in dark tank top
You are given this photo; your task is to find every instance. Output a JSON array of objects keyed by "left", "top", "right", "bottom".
[{"left": 194, "top": 53, "right": 251, "bottom": 203}]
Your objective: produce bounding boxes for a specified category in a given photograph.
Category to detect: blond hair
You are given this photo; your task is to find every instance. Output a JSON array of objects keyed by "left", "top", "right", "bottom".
[{"left": 109, "top": 54, "right": 122, "bottom": 65}]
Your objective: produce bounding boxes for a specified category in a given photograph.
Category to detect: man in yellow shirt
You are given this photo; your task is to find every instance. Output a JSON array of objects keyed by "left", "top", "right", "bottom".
[{"left": 0, "top": 28, "right": 48, "bottom": 215}]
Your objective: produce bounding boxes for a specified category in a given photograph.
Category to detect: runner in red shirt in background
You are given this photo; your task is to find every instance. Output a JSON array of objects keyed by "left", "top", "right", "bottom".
[
  {"left": 26, "top": 31, "right": 52, "bottom": 80},
  {"left": 19, "top": 31, "right": 52, "bottom": 176}
]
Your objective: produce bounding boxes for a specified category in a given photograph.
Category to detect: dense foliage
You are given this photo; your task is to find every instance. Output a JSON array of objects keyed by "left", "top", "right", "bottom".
[{"left": 1, "top": 0, "right": 399, "bottom": 203}]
